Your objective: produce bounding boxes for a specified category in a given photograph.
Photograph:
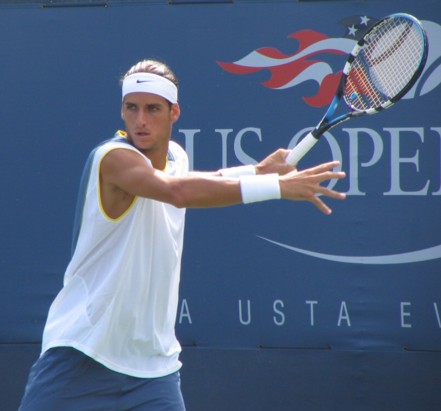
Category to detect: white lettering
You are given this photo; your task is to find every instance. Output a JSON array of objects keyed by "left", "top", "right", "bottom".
[
  {"left": 401, "top": 302, "right": 412, "bottom": 328},
  {"left": 239, "top": 299, "right": 251, "bottom": 325},
  {"left": 179, "top": 298, "right": 192, "bottom": 324},
  {"left": 430, "top": 127, "right": 441, "bottom": 195},
  {"left": 178, "top": 126, "right": 440, "bottom": 196},
  {"left": 343, "top": 127, "right": 383, "bottom": 195},
  {"left": 177, "top": 129, "right": 200, "bottom": 171},
  {"left": 434, "top": 302, "right": 441, "bottom": 328},
  {"left": 273, "top": 299, "right": 285, "bottom": 326},
  {"left": 234, "top": 127, "right": 261, "bottom": 165},
  {"left": 305, "top": 300, "right": 318, "bottom": 326},
  {"left": 384, "top": 128, "right": 429, "bottom": 195},
  {"left": 215, "top": 128, "right": 234, "bottom": 169},
  {"left": 337, "top": 301, "right": 351, "bottom": 327}
]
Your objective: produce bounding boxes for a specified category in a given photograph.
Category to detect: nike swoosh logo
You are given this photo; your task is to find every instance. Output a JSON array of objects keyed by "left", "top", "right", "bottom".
[{"left": 136, "top": 80, "right": 152, "bottom": 83}]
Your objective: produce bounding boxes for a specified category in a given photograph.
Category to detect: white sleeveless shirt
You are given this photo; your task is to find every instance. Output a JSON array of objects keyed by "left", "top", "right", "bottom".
[{"left": 42, "top": 136, "right": 188, "bottom": 378}]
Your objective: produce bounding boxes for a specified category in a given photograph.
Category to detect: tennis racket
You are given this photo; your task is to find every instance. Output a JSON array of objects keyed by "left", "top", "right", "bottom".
[{"left": 285, "top": 12, "right": 428, "bottom": 166}]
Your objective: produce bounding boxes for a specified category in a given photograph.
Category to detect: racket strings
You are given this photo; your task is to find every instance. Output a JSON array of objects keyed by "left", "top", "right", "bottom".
[{"left": 345, "top": 17, "right": 425, "bottom": 111}]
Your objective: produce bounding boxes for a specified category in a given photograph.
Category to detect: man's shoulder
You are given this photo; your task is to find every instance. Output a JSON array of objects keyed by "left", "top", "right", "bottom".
[
  {"left": 167, "top": 141, "right": 188, "bottom": 176},
  {"left": 168, "top": 140, "right": 187, "bottom": 160},
  {"left": 95, "top": 132, "right": 141, "bottom": 158}
]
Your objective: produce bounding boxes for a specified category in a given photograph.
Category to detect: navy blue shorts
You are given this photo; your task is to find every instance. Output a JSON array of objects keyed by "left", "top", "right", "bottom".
[{"left": 18, "top": 347, "right": 186, "bottom": 411}]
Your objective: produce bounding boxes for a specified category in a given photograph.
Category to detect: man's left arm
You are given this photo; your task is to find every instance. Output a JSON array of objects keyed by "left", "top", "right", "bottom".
[{"left": 189, "top": 148, "right": 295, "bottom": 178}]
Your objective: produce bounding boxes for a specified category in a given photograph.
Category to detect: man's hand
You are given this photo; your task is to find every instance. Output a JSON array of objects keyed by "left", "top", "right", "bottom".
[
  {"left": 255, "top": 149, "right": 295, "bottom": 176},
  {"left": 279, "top": 161, "right": 346, "bottom": 214}
]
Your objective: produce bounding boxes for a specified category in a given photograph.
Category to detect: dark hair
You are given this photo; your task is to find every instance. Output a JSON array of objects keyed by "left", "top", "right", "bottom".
[{"left": 121, "top": 59, "right": 178, "bottom": 87}]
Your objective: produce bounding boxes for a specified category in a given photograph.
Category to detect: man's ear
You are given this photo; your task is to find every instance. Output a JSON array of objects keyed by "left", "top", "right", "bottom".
[{"left": 171, "top": 103, "right": 181, "bottom": 123}]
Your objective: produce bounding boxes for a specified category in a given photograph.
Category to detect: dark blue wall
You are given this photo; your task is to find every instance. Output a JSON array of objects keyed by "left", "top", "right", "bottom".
[{"left": 1, "top": 1, "right": 440, "bottom": 410}]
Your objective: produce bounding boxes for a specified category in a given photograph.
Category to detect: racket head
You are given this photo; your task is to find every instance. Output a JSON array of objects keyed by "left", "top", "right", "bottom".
[{"left": 342, "top": 13, "right": 428, "bottom": 113}]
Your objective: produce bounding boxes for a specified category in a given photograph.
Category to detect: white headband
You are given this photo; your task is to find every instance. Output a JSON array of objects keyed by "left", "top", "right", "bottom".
[{"left": 122, "top": 73, "right": 178, "bottom": 103}]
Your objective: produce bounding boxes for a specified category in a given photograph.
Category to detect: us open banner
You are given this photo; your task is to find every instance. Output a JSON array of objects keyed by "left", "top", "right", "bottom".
[{"left": 174, "top": 14, "right": 441, "bottom": 352}]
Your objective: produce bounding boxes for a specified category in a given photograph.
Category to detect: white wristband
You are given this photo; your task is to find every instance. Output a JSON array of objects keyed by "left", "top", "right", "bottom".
[
  {"left": 219, "top": 165, "right": 256, "bottom": 178},
  {"left": 239, "top": 174, "right": 281, "bottom": 204}
]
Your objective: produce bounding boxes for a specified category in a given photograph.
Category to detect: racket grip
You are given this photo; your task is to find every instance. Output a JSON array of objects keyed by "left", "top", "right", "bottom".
[{"left": 285, "top": 132, "right": 319, "bottom": 166}]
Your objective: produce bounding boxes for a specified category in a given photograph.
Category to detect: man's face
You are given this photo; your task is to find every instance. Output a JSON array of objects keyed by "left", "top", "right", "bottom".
[{"left": 121, "top": 92, "right": 180, "bottom": 154}]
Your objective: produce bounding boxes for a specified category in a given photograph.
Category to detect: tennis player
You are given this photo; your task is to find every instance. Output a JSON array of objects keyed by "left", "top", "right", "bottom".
[{"left": 18, "top": 59, "right": 346, "bottom": 411}]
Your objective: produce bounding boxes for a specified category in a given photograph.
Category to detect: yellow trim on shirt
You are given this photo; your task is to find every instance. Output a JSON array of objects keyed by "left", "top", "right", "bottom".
[{"left": 97, "top": 146, "right": 139, "bottom": 222}]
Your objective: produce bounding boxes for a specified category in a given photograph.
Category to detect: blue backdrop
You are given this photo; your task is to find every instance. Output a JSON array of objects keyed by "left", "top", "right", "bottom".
[{"left": 1, "top": 1, "right": 440, "bottom": 410}]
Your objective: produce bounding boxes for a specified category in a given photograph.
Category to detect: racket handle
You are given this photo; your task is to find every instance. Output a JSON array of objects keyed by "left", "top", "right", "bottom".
[{"left": 285, "top": 132, "right": 319, "bottom": 166}]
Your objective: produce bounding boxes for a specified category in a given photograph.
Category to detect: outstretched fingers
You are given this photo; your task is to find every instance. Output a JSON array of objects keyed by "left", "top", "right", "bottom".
[
  {"left": 280, "top": 160, "right": 347, "bottom": 214},
  {"left": 309, "top": 196, "right": 333, "bottom": 215},
  {"left": 300, "top": 160, "right": 340, "bottom": 176},
  {"left": 312, "top": 184, "right": 346, "bottom": 214},
  {"left": 309, "top": 163, "right": 346, "bottom": 213}
]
